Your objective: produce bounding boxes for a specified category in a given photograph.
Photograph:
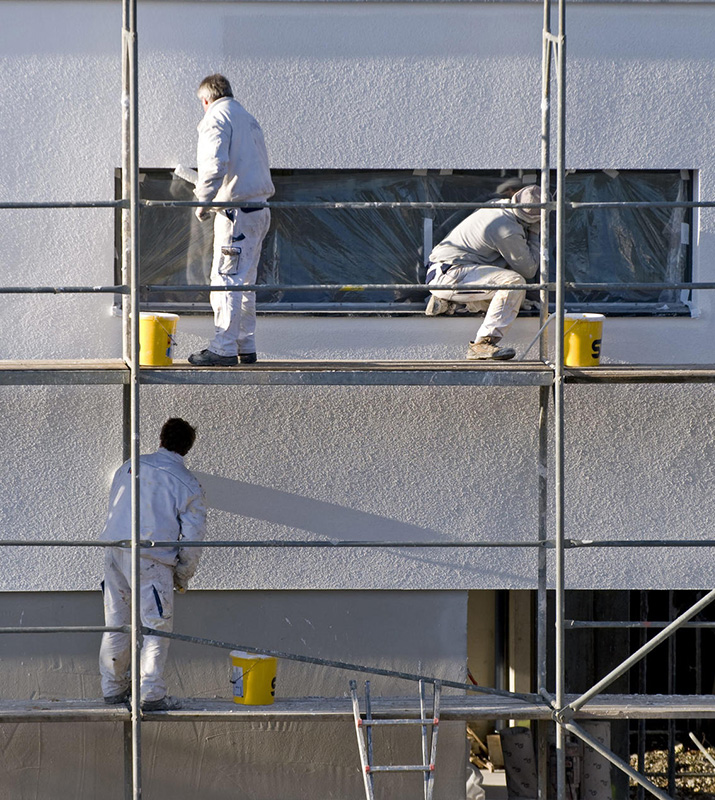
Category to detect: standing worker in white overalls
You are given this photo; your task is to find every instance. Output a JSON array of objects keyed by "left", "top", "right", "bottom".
[
  {"left": 189, "top": 74, "right": 275, "bottom": 367},
  {"left": 99, "top": 418, "right": 206, "bottom": 710}
]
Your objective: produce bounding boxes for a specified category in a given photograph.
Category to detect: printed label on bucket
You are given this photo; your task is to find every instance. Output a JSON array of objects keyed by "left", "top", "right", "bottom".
[{"left": 232, "top": 665, "right": 245, "bottom": 698}]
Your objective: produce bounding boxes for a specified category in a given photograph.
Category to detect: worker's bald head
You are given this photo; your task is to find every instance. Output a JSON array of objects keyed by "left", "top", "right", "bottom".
[{"left": 160, "top": 418, "right": 197, "bottom": 456}]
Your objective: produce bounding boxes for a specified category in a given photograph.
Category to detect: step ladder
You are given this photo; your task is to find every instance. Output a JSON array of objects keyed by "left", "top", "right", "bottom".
[{"left": 349, "top": 678, "right": 441, "bottom": 800}]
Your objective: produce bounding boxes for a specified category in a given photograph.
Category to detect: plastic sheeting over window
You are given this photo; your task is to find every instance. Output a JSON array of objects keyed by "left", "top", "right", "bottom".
[
  {"left": 562, "top": 170, "right": 690, "bottom": 311},
  {"left": 119, "top": 169, "right": 691, "bottom": 314}
]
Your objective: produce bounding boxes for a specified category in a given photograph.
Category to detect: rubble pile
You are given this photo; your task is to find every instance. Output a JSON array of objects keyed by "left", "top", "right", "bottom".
[{"left": 630, "top": 744, "right": 715, "bottom": 798}]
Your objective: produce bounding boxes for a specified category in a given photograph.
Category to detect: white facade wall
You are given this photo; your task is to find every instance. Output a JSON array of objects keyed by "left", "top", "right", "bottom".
[{"left": 0, "top": 0, "right": 714, "bottom": 593}]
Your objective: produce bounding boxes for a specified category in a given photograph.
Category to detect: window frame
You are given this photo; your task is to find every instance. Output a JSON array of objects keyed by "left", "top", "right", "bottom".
[{"left": 114, "top": 168, "right": 693, "bottom": 318}]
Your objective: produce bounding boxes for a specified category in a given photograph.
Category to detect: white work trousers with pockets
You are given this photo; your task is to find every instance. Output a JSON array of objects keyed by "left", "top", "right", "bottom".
[
  {"left": 208, "top": 207, "right": 271, "bottom": 357},
  {"left": 99, "top": 548, "right": 175, "bottom": 702},
  {"left": 428, "top": 264, "right": 526, "bottom": 341}
]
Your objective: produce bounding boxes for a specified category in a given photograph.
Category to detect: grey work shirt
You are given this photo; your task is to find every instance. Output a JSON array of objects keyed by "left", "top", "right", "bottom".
[{"left": 429, "top": 205, "right": 540, "bottom": 280}]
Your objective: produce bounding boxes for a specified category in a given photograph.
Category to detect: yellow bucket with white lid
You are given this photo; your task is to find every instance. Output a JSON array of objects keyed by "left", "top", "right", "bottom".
[
  {"left": 139, "top": 312, "right": 179, "bottom": 366},
  {"left": 563, "top": 313, "right": 604, "bottom": 367},
  {"left": 230, "top": 650, "right": 277, "bottom": 705}
]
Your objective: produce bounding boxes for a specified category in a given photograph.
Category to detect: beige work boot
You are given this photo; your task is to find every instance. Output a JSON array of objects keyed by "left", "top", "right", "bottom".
[{"left": 466, "top": 337, "right": 516, "bottom": 361}]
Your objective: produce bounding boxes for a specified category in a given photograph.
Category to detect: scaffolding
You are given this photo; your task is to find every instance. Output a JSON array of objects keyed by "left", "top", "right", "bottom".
[{"left": 1, "top": 0, "right": 714, "bottom": 798}]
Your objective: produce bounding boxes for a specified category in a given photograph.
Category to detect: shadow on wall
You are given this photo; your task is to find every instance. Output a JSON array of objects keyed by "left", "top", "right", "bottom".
[{"left": 195, "top": 471, "right": 438, "bottom": 542}]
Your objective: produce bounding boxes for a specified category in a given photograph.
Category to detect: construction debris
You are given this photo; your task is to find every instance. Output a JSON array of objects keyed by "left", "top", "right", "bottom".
[
  {"left": 466, "top": 726, "right": 507, "bottom": 773},
  {"left": 629, "top": 744, "right": 715, "bottom": 798}
]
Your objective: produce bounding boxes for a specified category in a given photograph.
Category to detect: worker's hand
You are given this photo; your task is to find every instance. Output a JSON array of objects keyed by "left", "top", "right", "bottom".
[
  {"left": 174, "top": 574, "right": 188, "bottom": 593},
  {"left": 195, "top": 206, "right": 211, "bottom": 222}
]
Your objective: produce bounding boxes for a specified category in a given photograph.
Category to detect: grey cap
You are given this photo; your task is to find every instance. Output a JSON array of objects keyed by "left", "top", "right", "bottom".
[{"left": 512, "top": 185, "right": 544, "bottom": 224}]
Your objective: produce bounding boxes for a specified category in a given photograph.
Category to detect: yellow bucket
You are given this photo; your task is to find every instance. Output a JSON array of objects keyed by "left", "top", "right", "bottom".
[
  {"left": 563, "top": 313, "right": 604, "bottom": 367},
  {"left": 230, "top": 650, "right": 277, "bottom": 705},
  {"left": 139, "top": 313, "right": 179, "bottom": 366}
]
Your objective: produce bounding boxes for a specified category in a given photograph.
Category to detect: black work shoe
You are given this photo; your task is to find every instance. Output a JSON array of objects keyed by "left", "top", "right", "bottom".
[
  {"left": 141, "top": 695, "right": 181, "bottom": 712},
  {"left": 466, "top": 337, "right": 516, "bottom": 361},
  {"left": 104, "top": 689, "right": 130, "bottom": 705},
  {"left": 188, "top": 349, "right": 238, "bottom": 367},
  {"left": 239, "top": 352, "right": 258, "bottom": 364}
]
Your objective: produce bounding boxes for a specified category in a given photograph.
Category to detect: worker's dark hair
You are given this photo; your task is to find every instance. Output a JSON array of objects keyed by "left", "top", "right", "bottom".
[
  {"left": 160, "top": 418, "right": 197, "bottom": 456},
  {"left": 197, "top": 74, "right": 234, "bottom": 103}
]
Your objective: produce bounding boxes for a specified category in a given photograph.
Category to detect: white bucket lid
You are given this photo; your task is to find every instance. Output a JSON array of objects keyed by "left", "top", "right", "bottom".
[
  {"left": 564, "top": 313, "right": 605, "bottom": 321},
  {"left": 230, "top": 650, "right": 275, "bottom": 661},
  {"left": 139, "top": 312, "right": 180, "bottom": 321}
]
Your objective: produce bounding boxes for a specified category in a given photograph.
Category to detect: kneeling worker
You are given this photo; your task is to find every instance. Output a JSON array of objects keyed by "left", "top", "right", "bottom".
[
  {"left": 99, "top": 418, "right": 206, "bottom": 711},
  {"left": 425, "top": 184, "right": 543, "bottom": 361}
]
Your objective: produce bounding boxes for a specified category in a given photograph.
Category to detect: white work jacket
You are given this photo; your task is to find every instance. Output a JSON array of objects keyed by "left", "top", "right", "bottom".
[
  {"left": 100, "top": 448, "right": 207, "bottom": 581},
  {"left": 429, "top": 205, "right": 540, "bottom": 280},
  {"left": 195, "top": 96, "right": 274, "bottom": 206}
]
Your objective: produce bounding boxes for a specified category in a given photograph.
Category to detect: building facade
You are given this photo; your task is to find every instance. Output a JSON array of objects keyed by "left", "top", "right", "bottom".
[{"left": 1, "top": 0, "right": 714, "bottom": 797}]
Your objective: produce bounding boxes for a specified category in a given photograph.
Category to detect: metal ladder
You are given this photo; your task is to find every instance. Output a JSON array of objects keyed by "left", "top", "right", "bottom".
[{"left": 349, "top": 678, "right": 441, "bottom": 800}]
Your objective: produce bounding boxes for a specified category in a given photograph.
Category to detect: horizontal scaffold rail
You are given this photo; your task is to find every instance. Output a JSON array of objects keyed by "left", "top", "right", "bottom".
[
  {"left": 3, "top": 197, "right": 715, "bottom": 211},
  {"left": 0, "top": 539, "right": 544, "bottom": 549},
  {"left": 133, "top": 537, "right": 715, "bottom": 549},
  {"left": 143, "top": 198, "right": 715, "bottom": 211},
  {"left": 0, "top": 626, "right": 126, "bottom": 634},
  {"left": 566, "top": 620, "right": 715, "bottom": 629},
  {"left": 1, "top": 537, "right": 713, "bottom": 551},
  {"left": 2, "top": 695, "right": 714, "bottom": 724},
  {"left": 0, "top": 280, "right": 714, "bottom": 294},
  {"left": 0, "top": 201, "right": 124, "bottom": 210}
]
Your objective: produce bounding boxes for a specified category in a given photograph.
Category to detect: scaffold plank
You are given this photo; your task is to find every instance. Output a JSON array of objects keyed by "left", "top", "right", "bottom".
[
  {"left": 1, "top": 360, "right": 714, "bottom": 387},
  {"left": 0, "top": 699, "right": 130, "bottom": 722},
  {"left": 0, "top": 360, "right": 127, "bottom": 385},
  {"left": 2, "top": 694, "right": 714, "bottom": 723},
  {"left": 0, "top": 360, "right": 553, "bottom": 387},
  {"left": 139, "top": 360, "right": 553, "bottom": 387},
  {"left": 564, "top": 365, "right": 715, "bottom": 383}
]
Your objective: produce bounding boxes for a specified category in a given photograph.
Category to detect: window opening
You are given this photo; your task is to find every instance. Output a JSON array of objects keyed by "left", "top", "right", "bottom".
[{"left": 115, "top": 168, "right": 692, "bottom": 316}]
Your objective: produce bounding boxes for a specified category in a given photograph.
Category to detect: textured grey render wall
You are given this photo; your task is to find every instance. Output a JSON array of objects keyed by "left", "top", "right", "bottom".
[
  {"left": 0, "top": 590, "right": 468, "bottom": 800},
  {"left": 2, "top": 344, "right": 714, "bottom": 592},
  {"left": 0, "top": 0, "right": 715, "bottom": 592}
]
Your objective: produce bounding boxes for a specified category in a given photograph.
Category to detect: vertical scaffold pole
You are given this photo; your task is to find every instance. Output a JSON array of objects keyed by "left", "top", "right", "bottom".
[
  {"left": 123, "top": 722, "right": 132, "bottom": 800},
  {"left": 539, "top": 0, "right": 552, "bottom": 366},
  {"left": 554, "top": 0, "right": 567, "bottom": 797},
  {"left": 121, "top": 11, "right": 131, "bottom": 364},
  {"left": 537, "top": 2, "right": 552, "bottom": 796},
  {"left": 122, "top": 0, "right": 141, "bottom": 794}
]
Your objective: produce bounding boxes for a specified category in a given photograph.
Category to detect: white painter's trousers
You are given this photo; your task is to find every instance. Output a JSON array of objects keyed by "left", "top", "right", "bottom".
[
  {"left": 99, "top": 549, "right": 174, "bottom": 702},
  {"left": 428, "top": 264, "right": 526, "bottom": 341},
  {"left": 208, "top": 207, "right": 271, "bottom": 357}
]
